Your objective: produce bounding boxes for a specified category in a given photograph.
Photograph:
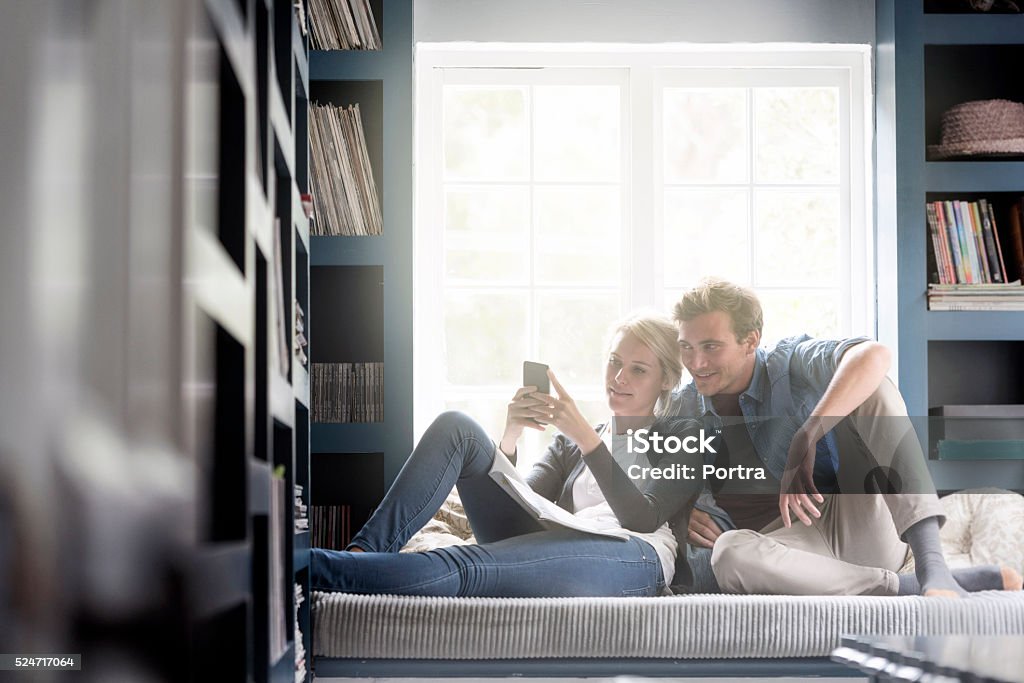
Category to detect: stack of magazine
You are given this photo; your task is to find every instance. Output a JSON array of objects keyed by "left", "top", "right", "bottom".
[
  {"left": 308, "top": 0, "right": 381, "bottom": 50},
  {"left": 311, "top": 362, "right": 383, "bottom": 423},
  {"left": 927, "top": 281, "right": 1024, "bottom": 310},
  {"left": 309, "top": 102, "right": 382, "bottom": 236}
]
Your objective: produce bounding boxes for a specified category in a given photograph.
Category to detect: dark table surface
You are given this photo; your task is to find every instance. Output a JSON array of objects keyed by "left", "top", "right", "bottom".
[{"left": 832, "top": 634, "right": 1024, "bottom": 682}]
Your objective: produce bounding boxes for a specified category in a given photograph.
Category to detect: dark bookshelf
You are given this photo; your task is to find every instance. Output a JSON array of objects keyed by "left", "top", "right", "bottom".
[
  {"left": 192, "top": 1, "right": 311, "bottom": 681},
  {"left": 0, "top": 1, "right": 312, "bottom": 679}
]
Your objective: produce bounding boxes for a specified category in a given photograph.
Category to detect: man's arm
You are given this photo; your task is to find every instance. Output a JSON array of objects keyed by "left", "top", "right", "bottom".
[
  {"left": 781, "top": 339, "right": 893, "bottom": 526},
  {"left": 804, "top": 340, "right": 892, "bottom": 439}
]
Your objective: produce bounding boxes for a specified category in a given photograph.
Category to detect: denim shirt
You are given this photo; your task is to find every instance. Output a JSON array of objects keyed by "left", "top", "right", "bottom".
[{"left": 668, "top": 334, "right": 870, "bottom": 532}]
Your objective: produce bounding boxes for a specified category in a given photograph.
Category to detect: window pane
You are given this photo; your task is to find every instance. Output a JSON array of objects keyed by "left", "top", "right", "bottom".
[
  {"left": 758, "top": 289, "right": 841, "bottom": 344},
  {"left": 754, "top": 190, "right": 839, "bottom": 287},
  {"left": 444, "top": 290, "right": 528, "bottom": 385},
  {"left": 535, "top": 187, "right": 620, "bottom": 286},
  {"left": 754, "top": 87, "right": 839, "bottom": 184},
  {"left": 663, "top": 88, "right": 748, "bottom": 184},
  {"left": 536, "top": 292, "right": 619, "bottom": 388},
  {"left": 663, "top": 189, "right": 749, "bottom": 286},
  {"left": 534, "top": 85, "right": 620, "bottom": 182},
  {"left": 444, "top": 86, "right": 529, "bottom": 180},
  {"left": 445, "top": 188, "right": 530, "bottom": 283}
]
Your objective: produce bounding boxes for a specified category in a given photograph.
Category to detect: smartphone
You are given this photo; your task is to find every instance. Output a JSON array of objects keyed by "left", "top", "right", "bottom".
[{"left": 522, "top": 361, "right": 550, "bottom": 395}]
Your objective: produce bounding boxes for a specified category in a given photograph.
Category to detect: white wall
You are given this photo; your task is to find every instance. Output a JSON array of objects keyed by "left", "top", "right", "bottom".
[{"left": 414, "top": 0, "right": 874, "bottom": 45}]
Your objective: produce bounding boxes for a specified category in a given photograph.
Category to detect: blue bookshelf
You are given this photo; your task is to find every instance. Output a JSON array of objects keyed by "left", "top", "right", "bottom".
[
  {"left": 310, "top": 234, "right": 390, "bottom": 266},
  {"left": 308, "top": 0, "right": 412, "bottom": 495},
  {"left": 925, "top": 162, "right": 1024, "bottom": 192},
  {"left": 922, "top": 12, "right": 1024, "bottom": 44},
  {"left": 877, "top": 0, "right": 1024, "bottom": 485},
  {"left": 311, "top": 49, "right": 387, "bottom": 80},
  {"left": 313, "top": 422, "right": 386, "bottom": 453}
]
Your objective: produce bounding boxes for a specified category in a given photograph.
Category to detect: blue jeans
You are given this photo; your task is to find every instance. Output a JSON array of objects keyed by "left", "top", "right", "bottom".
[{"left": 311, "top": 411, "right": 664, "bottom": 597}]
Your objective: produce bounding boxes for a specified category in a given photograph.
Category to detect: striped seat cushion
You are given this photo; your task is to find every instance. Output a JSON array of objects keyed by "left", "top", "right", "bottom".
[{"left": 312, "top": 591, "right": 1024, "bottom": 660}]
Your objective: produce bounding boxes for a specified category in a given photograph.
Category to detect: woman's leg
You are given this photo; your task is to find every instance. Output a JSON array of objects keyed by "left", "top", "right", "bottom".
[
  {"left": 349, "top": 411, "right": 542, "bottom": 553},
  {"left": 313, "top": 530, "right": 663, "bottom": 597}
]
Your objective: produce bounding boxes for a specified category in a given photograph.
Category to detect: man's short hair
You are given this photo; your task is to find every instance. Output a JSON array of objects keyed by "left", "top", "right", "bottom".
[{"left": 672, "top": 277, "right": 763, "bottom": 342}]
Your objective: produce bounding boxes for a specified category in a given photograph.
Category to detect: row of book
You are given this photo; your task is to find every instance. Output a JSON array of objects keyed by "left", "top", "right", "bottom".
[
  {"left": 311, "top": 504, "right": 355, "bottom": 550},
  {"left": 309, "top": 102, "right": 382, "bottom": 236},
  {"left": 295, "top": 484, "right": 308, "bottom": 531},
  {"left": 926, "top": 198, "right": 1024, "bottom": 285},
  {"left": 294, "top": 583, "right": 307, "bottom": 683},
  {"left": 309, "top": 0, "right": 381, "bottom": 50},
  {"left": 312, "top": 362, "right": 384, "bottom": 423}
]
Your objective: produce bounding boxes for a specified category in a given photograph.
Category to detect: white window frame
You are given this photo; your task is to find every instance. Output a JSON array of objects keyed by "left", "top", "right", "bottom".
[{"left": 414, "top": 43, "right": 874, "bottom": 440}]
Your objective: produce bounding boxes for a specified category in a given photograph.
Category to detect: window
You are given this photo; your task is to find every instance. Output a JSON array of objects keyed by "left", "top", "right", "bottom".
[{"left": 415, "top": 45, "right": 872, "bottom": 465}]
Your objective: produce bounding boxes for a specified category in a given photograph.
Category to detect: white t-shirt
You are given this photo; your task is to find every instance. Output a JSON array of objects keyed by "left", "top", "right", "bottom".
[{"left": 570, "top": 423, "right": 678, "bottom": 587}]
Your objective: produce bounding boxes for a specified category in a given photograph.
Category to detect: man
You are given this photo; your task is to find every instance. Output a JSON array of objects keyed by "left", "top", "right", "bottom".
[{"left": 671, "top": 277, "right": 1019, "bottom": 597}]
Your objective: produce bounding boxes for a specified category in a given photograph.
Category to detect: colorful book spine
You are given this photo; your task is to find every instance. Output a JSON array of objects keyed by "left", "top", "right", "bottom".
[
  {"left": 942, "top": 201, "right": 967, "bottom": 284},
  {"left": 977, "top": 200, "right": 1004, "bottom": 283},
  {"left": 953, "top": 200, "right": 979, "bottom": 283},
  {"left": 1011, "top": 201, "right": 1024, "bottom": 283},
  {"left": 982, "top": 199, "right": 1009, "bottom": 284},
  {"left": 926, "top": 203, "right": 950, "bottom": 284},
  {"left": 968, "top": 201, "right": 992, "bottom": 283},
  {"left": 933, "top": 202, "right": 955, "bottom": 284}
]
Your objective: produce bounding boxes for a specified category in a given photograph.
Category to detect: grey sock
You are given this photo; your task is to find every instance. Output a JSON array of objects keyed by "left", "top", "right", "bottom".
[
  {"left": 897, "top": 565, "right": 1005, "bottom": 595},
  {"left": 903, "top": 516, "right": 966, "bottom": 596}
]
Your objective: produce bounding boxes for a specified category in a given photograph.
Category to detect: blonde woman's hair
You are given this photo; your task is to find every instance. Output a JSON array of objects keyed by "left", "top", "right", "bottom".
[
  {"left": 606, "top": 311, "right": 683, "bottom": 417},
  {"left": 672, "top": 277, "right": 763, "bottom": 342}
]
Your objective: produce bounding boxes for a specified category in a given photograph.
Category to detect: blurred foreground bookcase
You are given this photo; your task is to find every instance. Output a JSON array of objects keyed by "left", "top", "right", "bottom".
[
  {"left": 877, "top": 0, "right": 1024, "bottom": 492},
  {"left": 190, "top": 0, "right": 311, "bottom": 681},
  {"left": 307, "top": 0, "right": 412, "bottom": 555}
]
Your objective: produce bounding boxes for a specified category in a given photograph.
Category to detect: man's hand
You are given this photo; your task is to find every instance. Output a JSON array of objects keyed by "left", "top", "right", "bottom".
[
  {"left": 779, "top": 422, "right": 825, "bottom": 527},
  {"left": 687, "top": 508, "right": 723, "bottom": 548}
]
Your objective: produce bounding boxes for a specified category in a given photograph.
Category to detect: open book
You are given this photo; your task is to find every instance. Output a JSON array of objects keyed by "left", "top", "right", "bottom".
[{"left": 487, "top": 447, "right": 630, "bottom": 540}]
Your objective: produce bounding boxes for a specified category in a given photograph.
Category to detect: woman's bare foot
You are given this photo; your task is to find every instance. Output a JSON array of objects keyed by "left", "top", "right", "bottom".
[{"left": 923, "top": 588, "right": 962, "bottom": 598}]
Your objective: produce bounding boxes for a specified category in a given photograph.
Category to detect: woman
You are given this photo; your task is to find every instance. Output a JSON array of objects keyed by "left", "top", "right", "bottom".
[{"left": 311, "top": 312, "right": 703, "bottom": 597}]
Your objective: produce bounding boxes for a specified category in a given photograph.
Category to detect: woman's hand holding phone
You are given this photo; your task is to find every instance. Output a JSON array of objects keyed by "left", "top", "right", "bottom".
[
  {"left": 529, "top": 370, "right": 602, "bottom": 455},
  {"left": 499, "top": 386, "right": 548, "bottom": 456}
]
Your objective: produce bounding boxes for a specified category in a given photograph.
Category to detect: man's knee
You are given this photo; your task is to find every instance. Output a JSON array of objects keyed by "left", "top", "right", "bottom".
[
  {"left": 710, "top": 529, "right": 760, "bottom": 593},
  {"left": 851, "top": 376, "right": 908, "bottom": 419}
]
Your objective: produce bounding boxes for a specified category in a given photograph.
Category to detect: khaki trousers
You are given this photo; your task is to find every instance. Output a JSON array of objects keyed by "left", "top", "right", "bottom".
[{"left": 710, "top": 378, "right": 943, "bottom": 596}]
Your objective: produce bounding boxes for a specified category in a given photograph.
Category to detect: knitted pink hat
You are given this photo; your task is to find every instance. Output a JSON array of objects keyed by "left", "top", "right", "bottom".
[{"left": 927, "top": 99, "right": 1024, "bottom": 159}]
